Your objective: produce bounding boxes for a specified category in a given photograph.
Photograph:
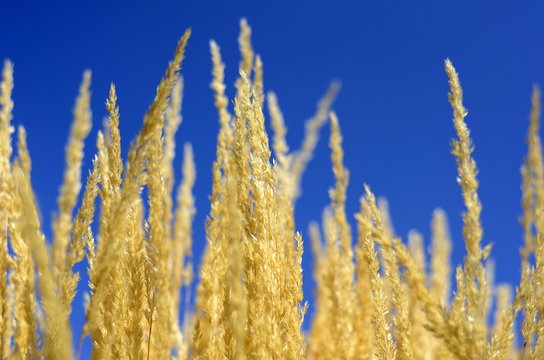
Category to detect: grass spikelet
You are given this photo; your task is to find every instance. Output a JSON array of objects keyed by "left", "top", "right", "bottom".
[
  {"left": 378, "top": 198, "right": 396, "bottom": 238},
  {"left": 445, "top": 59, "right": 489, "bottom": 357},
  {"left": 141, "top": 29, "right": 191, "bottom": 359},
  {"left": 192, "top": 36, "right": 239, "bottom": 360},
  {"left": 105, "top": 83, "right": 123, "bottom": 192},
  {"left": 291, "top": 81, "right": 341, "bottom": 200},
  {"left": 100, "top": 83, "right": 123, "bottom": 235},
  {"left": 209, "top": 40, "right": 233, "bottom": 165},
  {"left": 15, "top": 166, "right": 72, "bottom": 360},
  {"left": 16, "top": 125, "right": 31, "bottom": 180},
  {"left": 125, "top": 198, "right": 147, "bottom": 360},
  {"left": 356, "top": 189, "right": 395, "bottom": 360},
  {"left": 519, "top": 85, "right": 544, "bottom": 359},
  {"left": 407, "top": 230, "right": 431, "bottom": 360},
  {"left": 0, "top": 59, "right": 14, "bottom": 359},
  {"left": 353, "top": 231, "right": 374, "bottom": 359},
  {"left": 164, "top": 77, "right": 184, "bottom": 246},
  {"left": 365, "top": 186, "right": 413, "bottom": 360},
  {"left": 267, "top": 92, "right": 289, "bottom": 171},
  {"left": 521, "top": 86, "right": 544, "bottom": 263},
  {"left": 9, "top": 130, "right": 38, "bottom": 358},
  {"left": 309, "top": 219, "right": 331, "bottom": 359},
  {"left": 328, "top": 112, "right": 357, "bottom": 358},
  {"left": 52, "top": 70, "right": 92, "bottom": 283},
  {"left": 390, "top": 210, "right": 475, "bottom": 359},
  {"left": 430, "top": 208, "right": 452, "bottom": 306},
  {"left": 310, "top": 112, "right": 358, "bottom": 360},
  {"left": 60, "top": 155, "right": 99, "bottom": 315},
  {"left": 238, "top": 18, "right": 254, "bottom": 82},
  {"left": 488, "top": 285, "right": 516, "bottom": 360},
  {"left": 223, "top": 154, "right": 247, "bottom": 360},
  {"left": 240, "top": 66, "right": 282, "bottom": 358},
  {"left": 170, "top": 143, "right": 196, "bottom": 357}
]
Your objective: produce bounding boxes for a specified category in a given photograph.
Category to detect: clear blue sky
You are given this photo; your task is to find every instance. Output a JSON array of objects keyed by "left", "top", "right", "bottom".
[{"left": 2, "top": 0, "right": 542, "bottom": 357}]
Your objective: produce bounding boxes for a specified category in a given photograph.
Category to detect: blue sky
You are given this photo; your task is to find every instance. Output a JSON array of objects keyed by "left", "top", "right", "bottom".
[{"left": 2, "top": 0, "right": 543, "bottom": 356}]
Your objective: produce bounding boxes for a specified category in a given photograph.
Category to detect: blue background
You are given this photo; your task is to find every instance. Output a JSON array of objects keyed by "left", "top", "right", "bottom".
[{"left": 1, "top": 0, "right": 542, "bottom": 357}]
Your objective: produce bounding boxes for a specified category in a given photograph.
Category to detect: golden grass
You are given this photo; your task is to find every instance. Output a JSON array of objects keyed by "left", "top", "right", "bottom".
[{"left": 0, "top": 19, "right": 541, "bottom": 360}]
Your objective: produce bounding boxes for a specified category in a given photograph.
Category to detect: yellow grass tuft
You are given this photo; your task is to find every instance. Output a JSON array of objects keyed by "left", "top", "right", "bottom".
[{"left": 0, "top": 20, "right": 543, "bottom": 360}]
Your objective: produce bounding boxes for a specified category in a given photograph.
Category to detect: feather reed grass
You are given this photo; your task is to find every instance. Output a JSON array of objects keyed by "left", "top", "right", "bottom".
[{"left": 0, "top": 19, "right": 541, "bottom": 360}]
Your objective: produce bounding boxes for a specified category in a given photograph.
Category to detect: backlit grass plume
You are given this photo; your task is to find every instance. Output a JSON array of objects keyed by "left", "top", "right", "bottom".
[{"left": 0, "top": 18, "right": 541, "bottom": 360}]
